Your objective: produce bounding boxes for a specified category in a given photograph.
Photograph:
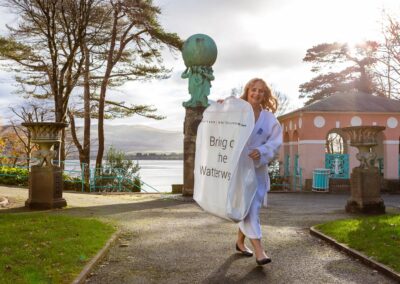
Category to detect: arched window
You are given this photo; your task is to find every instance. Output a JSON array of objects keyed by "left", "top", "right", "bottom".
[{"left": 325, "top": 131, "right": 345, "bottom": 154}]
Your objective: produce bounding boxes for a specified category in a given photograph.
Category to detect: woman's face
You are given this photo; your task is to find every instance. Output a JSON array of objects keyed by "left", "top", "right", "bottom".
[{"left": 247, "top": 81, "right": 265, "bottom": 108}]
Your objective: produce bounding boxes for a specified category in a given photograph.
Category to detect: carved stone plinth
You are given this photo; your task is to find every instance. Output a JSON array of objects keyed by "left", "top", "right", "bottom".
[
  {"left": 22, "top": 122, "right": 68, "bottom": 209},
  {"left": 183, "top": 107, "right": 206, "bottom": 196},
  {"left": 341, "top": 126, "right": 386, "bottom": 214},
  {"left": 26, "top": 166, "right": 66, "bottom": 209},
  {"left": 346, "top": 167, "right": 385, "bottom": 214}
]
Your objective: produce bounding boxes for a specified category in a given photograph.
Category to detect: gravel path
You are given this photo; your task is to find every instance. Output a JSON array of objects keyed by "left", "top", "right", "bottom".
[{"left": 1, "top": 186, "right": 399, "bottom": 283}]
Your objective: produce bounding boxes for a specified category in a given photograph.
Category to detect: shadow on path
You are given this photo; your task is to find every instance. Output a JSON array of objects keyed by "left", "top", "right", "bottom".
[
  {"left": 204, "top": 254, "right": 270, "bottom": 283},
  {"left": 0, "top": 198, "right": 190, "bottom": 216}
]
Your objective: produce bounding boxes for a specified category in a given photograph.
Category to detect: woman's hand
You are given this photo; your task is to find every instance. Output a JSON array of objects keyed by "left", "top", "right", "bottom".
[{"left": 249, "top": 149, "right": 261, "bottom": 160}]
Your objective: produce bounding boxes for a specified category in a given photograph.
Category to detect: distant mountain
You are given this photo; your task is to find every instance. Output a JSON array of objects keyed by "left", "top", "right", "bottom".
[
  {"left": 0, "top": 124, "right": 183, "bottom": 157},
  {"left": 78, "top": 124, "right": 183, "bottom": 155}
]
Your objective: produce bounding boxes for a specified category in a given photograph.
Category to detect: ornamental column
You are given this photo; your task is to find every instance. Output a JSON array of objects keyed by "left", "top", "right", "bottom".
[
  {"left": 181, "top": 34, "right": 218, "bottom": 196},
  {"left": 341, "top": 126, "right": 386, "bottom": 214},
  {"left": 22, "top": 122, "right": 68, "bottom": 209}
]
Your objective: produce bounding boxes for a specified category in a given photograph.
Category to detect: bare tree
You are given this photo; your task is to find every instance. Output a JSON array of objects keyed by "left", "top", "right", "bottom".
[
  {"left": 299, "top": 42, "right": 379, "bottom": 105},
  {"left": 0, "top": 0, "right": 182, "bottom": 186},
  {"left": 373, "top": 14, "right": 400, "bottom": 100},
  {"left": 8, "top": 102, "right": 52, "bottom": 166},
  {"left": 230, "top": 85, "right": 289, "bottom": 115},
  {"left": 273, "top": 89, "right": 289, "bottom": 116},
  {"left": 87, "top": 0, "right": 182, "bottom": 169},
  {"left": 0, "top": 0, "right": 97, "bottom": 162}
]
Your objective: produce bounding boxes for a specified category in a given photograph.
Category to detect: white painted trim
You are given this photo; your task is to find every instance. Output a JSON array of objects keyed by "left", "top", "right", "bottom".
[
  {"left": 283, "top": 142, "right": 299, "bottom": 146},
  {"left": 298, "top": 140, "right": 326, "bottom": 145},
  {"left": 383, "top": 140, "right": 400, "bottom": 145}
]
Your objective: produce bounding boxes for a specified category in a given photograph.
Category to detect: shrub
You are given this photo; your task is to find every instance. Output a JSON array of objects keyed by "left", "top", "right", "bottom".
[
  {"left": 0, "top": 166, "right": 29, "bottom": 186},
  {"left": 0, "top": 166, "right": 83, "bottom": 190},
  {"left": 268, "top": 160, "right": 288, "bottom": 191},
  {"left": 94, "top": 146, "right": 141, "bottom": 192},
  {"left": 63, "top": 175, "right": 84, "bottom": 191}
]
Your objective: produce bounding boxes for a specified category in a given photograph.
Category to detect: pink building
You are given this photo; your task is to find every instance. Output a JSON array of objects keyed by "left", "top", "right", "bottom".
[{"left": 277, "top": 92, "right": 400, "bottom": 191}]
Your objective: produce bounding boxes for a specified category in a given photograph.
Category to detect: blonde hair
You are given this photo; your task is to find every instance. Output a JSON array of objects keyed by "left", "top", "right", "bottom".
[{"left": 240, "top": 78, "right": 278, "bottom": 113}]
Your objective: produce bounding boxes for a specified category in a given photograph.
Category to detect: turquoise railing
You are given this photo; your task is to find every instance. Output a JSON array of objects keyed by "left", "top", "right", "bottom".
[
  {"left": 325, "top": 153, "right": 349, "bottom": 179},
  {"left": 284, "top": 154, "right": 290, "bottom": 178},
  {"left": 0, "top": 156, "right": 160, "bottom": 193},
  {"left": 89, "top": 166, "right": 159, "bottom": 193},
  {"left": 293, "top": 154, "right": 302, "bottom": 191},
  {"left": 377, "top": 158, "right": 384, "bottom": 176}
]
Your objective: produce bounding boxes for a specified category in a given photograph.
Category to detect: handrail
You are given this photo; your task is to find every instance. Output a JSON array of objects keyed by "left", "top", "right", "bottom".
[{"left": 0, "top": 156, "right": 161, "bottom": 193}]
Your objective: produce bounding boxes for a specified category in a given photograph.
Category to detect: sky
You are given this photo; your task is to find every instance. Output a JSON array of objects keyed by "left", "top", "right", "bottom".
[{"left": 0, "top": 0, "right": 399, "bottom": 131}]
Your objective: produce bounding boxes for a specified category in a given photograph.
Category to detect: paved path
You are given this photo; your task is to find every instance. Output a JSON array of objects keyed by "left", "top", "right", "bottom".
[{"left": 1, "top": 186, "right": 399, "bottom": 283}]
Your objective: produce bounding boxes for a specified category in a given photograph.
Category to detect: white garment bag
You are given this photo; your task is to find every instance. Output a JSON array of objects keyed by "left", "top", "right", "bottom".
[{"left": 193, "top": 97, "right": 257, "bottom": 222}]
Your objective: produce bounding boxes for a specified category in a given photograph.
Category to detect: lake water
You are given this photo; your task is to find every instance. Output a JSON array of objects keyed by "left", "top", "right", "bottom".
[
  {"left": 65, "top": 160, "right": 183, "bottom": 192},
  {"left": 138, "top": 160, "right": 183, "bottom": 192}
]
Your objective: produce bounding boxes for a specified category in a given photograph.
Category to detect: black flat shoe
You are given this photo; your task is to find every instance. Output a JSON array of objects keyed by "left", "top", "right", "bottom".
[
  {"left": 236, "top": 243, "right": 253, "bottom": 257},
  {"left": 256, "top": 257, "right": 272, "bottom": 265}
]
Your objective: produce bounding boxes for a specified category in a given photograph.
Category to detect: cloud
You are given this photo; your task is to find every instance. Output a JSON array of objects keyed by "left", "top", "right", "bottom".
[
  {"left": 215, "top": 44, "right": 303, "bottom": 72},
  {"left": 156, "top": 0, "right": 282, "bottom": 39},
  {"left": 1, "top": 0, "right": 399, "bottom": 132},
  {"left": 156, "top": 0, "right": 305, "bottom": 81},
  {"left": 0, "top": 8, "right": 17, "bottom": 34},
  {"left": 0, "top": 76, "right": 22, "bottom": 123}
]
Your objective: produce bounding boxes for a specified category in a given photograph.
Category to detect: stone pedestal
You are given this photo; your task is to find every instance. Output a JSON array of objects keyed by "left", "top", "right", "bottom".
[
  {"left": 25, "top": 166, "right": 67, "bottom": 209},
  {"left": 346, "top": 167, "right": 385, "bottom": 213},
  {"left": 26, "top": 165, "right": 67, "bottom": 209},
  {"left": 22, "top": 122, "right": 68, "bottom": 209},
  {"left": 341, "top": 126, "right": 386, "bottom": 214},
  {"left": 183, "top": 107, "right": 206, "bottom": 196}
]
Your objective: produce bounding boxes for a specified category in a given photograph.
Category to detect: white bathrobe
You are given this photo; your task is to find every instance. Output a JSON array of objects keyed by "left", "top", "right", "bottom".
[{"left": 239, "top": 110, "right": 282, "bottom": 239}]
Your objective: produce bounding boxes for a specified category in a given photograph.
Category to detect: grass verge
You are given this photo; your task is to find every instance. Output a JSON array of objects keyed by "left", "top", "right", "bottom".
[
  {"left": 0, "top": 213, "right": 116, "bottom": 284},
  {"left": 316, "top": 214, "right": 400, "bottom": 272}
]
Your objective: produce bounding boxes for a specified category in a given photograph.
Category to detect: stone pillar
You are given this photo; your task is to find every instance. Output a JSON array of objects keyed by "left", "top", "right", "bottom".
[
  {"left": 288, "top": 142, "right": 295, "bottom": 190},
  {"left": 180, "top": 34, "right": 217, "bottom": 196},
  {"left": 298, "top": 141, "right": 326, "bottom": 187},
  {"left": 342, "top": 126, "right": 386, "bottom": 214},
  {"left": 278, "top": 144, "right": 285, "bottom": 176},
  {"left": 346, "top": 167, "right": 385, "bottom": 214},
  {"left": 383, "top": 142, "right": 399, "bottom": 180},
  {"left": 183, "top": 107, "right": 206, "bottom": 196},
  {"left": 22, "top": 122, "right": 68, "bottom": 210},
  {"left": 26, "top": 166, "right": 66, "bottom": 209}
]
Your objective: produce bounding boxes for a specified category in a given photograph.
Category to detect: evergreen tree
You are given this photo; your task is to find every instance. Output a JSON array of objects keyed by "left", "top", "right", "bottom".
[
  {"left": 0, "top": 0, "right": 97, "bottom": 162},
  {"left": 0, "top": 0, "right": 182, "bottom": 188},
  {"left": 299, "top": 41, "right": 379, "bottom": 105}
]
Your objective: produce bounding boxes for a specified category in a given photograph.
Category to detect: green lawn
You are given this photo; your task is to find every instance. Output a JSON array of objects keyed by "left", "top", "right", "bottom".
[
  {"left": 316, "top": 214, "right": 400, "bottom": 272},
  {"left": 0, "top": 213, "right": 116, "bottom": 284}
]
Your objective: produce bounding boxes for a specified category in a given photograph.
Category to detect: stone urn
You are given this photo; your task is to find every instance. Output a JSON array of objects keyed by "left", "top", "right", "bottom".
[
  {"left": 341, "top": 126, "right": 386, "bottom": 214},
  {"left": 22, "top": 122, "right": 68, "bottom": 209}
]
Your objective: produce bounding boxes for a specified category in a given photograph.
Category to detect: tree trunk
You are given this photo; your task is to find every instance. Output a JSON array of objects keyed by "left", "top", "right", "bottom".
[
  {"left": 68, "top": 110, "right": 91, "bottom": 192},
  {"left": 95, "top": 7, "right": 119, "bottom": 171},
  {"left": 67, "top": 43, "right": 92, "bottom": 192},
  {"left": 82, "top": 44, "right": 91, "bottom": 191},
  {"left": 96, "top": 95, "right": 105, "bottom": 171}
]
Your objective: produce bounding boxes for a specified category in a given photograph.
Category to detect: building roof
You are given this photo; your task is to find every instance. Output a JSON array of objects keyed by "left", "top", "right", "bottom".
[{"left": 279, "top": 91, "right": 400, "bottom": 119}]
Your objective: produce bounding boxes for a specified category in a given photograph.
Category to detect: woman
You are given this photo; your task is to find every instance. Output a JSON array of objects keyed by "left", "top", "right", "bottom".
[{"left": 234, "top": 78, "right": 282, "bottom": 265}]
